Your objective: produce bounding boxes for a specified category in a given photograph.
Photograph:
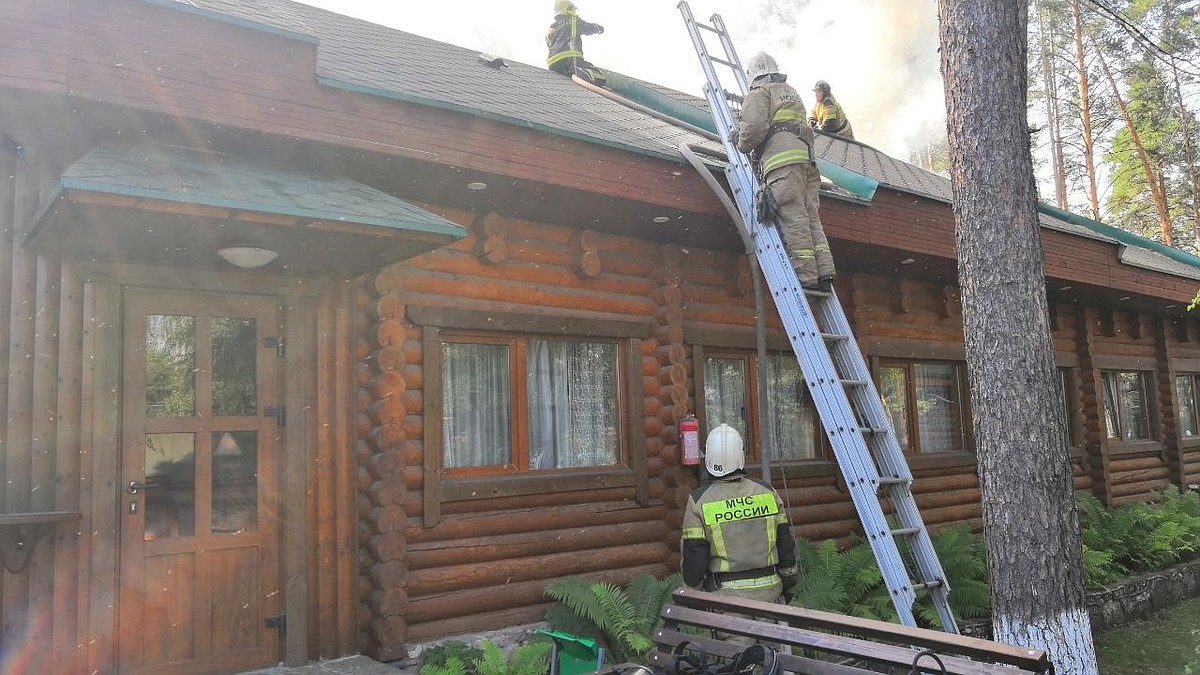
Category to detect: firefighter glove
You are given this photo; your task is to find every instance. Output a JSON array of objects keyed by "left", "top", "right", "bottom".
[
  {"left": 779, "top": 566, "right": 799, "bottom": 604},
  {"left": 808, "top": 116, "right": 818, "bottom": 128}
]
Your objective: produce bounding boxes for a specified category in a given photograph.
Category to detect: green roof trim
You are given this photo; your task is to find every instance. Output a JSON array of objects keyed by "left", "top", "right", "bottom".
[
  {"left": 604, "top": 73, "right": 720, "bottom": 135},
  {"left": 1037, "top": 202, "right": 1200, "bottom": 272},
  {"left": 60, "top": 144, "right": 466, "bottom": 238}
]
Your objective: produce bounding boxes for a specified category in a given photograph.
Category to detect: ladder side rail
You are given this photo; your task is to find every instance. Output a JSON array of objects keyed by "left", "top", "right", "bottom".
[
  {"left": 814, "top": 295, "right": 960, "bottom": 632},
  {"left": 745, "top": 226, "right": 921, "bottom": 626},
  {"left": 708, "top": 13, "right": 750, "bottom": 95}
]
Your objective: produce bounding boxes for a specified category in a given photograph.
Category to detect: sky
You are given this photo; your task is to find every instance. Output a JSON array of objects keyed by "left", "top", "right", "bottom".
[{"left": 291, "top": 0, "right": 946, "bottom": 161}]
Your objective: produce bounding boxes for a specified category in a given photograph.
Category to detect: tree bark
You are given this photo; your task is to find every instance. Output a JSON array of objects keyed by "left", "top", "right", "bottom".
[
  {"left": 1169, "top": 59, "right": 1200, "bottom": 249},
  {"left": 1034, "top": 0, "right": 1068, "bottom": 208},
  {"left": 937, "top": 1, "right": 1099, "bottom": 673}
]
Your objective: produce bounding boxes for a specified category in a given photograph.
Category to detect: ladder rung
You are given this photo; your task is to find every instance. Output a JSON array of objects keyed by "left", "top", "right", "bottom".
[
  {"left": 840, "top": 378, "right": 869, "bottom": 388},
  {"left": 802, "top": 287, "right": 831, "bottom": 296},
  {"left": 709, "top": 56, "right": 735, "bottom": 68},
  {"left": 877, "top": 476, "right": 908, "bottom": 486},
  {"left": 860, "top": 426, "right": 888, "bottom": 435},
  {"left": 891, "top": 527, "right": 920, "bottom": 537},
  {"left": 911, "top": 580, "right": 945, "bottom": 593},
  {"left": 820, "top": 332, "right": 849, "bottom": 342},
  {"left": 697, "top": 23, "right": 720, "bottom": 34}
]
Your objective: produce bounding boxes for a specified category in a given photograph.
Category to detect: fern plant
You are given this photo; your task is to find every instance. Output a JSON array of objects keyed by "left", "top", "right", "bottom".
[
  {"left": 914, "top": 525, "right": 990, "bottom": 628},
  {"left": 543, "top": 572, "right": 682, "bottom": 664}
]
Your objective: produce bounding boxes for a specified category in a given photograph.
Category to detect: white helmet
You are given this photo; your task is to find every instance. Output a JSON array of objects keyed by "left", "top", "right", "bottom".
[
  {"left": 746, "top": 51, "right": 780, "bottom": 82},
  {"left": 705, "top": 423, "right": 745, "bottom": 477}
]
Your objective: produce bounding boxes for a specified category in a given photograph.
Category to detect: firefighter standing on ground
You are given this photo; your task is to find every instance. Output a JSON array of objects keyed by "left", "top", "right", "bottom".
[
  {"left": 736, "top": 52, "right": 835, "bottom": 292},
  {"left": 546, "top": 1, "right": 607, "bottom": 86},
  {"left": 681, "top": 423, "right": 799, "bottom": 638},
  {"left": 809, "top": 80, "right": 855, "bottom": 140}
]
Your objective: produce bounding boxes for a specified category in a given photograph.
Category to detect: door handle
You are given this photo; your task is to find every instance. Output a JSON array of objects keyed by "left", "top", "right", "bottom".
[{"left": 127, "top": 480, "right": 160, "bottom": 494}]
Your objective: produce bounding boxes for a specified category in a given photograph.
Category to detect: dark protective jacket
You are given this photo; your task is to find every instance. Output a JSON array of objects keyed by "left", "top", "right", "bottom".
[
  {"left": 736, "top": 78, "right": 815, "bottom": 177},
  {"left": 681, "top": 471, "right": 798, "bottom": 592},
  {"left": 812, "top": 96, "right": 855, "bottom": 139},
  {"left": 546, "top": 11, "right": 603, "bottom": 69}
]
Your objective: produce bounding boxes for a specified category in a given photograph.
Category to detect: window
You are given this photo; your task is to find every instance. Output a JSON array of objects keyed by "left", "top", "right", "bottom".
[
  {"left": 877, "top": 359, "right": 969, "bottom": 454},
  {"left": 442, "top": 335, "right": 624, "bottom": 472},
  {"left": 1176, "top": 373, "right": 1200, "bottom": 438},
  {"left": 702, "top": 350, "right": 821, "bottom": 460},
  {"left": 1101, "top": 370, "right": 1152, "bottom": 441}
]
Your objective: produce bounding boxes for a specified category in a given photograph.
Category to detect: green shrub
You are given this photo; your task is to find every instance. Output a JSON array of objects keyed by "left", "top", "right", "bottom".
[
  {"left": 1076, "top": 487, "right": 1200, "bottom": 587},
  {"left": 543, "top": 572, "right": 683, "bottom": 664},
  {"left": 419, "top": 640, "right": 551, "bottom": 675},
  {"left": 793, "top": 526, "right": 990, "bottom": 629}
]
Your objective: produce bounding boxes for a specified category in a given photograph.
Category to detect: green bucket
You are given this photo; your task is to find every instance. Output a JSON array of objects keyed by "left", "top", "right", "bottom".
[{"left": 535, "top": 629, "right": 604, "bottom": 675}]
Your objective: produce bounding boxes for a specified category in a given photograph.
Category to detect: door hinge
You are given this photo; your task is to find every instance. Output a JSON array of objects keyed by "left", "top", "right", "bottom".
[
  {"left": 263, "top": 405, "right": 286, "bottom": 427},
  {"left": 265, "top": 613, "right": 287, "bottom": 636},
  {"left": 263, "top": 337, "right": 285, "bottom": 357}
]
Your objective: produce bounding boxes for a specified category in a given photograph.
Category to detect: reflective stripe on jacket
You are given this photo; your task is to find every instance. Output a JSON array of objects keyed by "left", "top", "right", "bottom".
[
  {"left": 813, "top": 96, "right": 855, "bottom": 139},
  {"left": 736, "top": 80, "right": 813, "bottom": 175},
  {"left": 680, "top": 472, "right": 797, "bottom": 587},
  {"left": 546, "top": 11, "right": 602, "bottom": 67}
]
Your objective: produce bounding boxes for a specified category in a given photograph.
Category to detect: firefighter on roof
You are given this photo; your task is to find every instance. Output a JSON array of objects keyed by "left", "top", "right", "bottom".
[
  {"left": 736, "top": 52, "right": 835, "bottom": 292},
  {"left": 546, "top": 1, "right": 607, "bottom": 87},
  {"left": 681, "top": 423, "right": 799, "bottom": 641},
  {"left": 809, "top": 80, "right": 855, "bottom": 140}
]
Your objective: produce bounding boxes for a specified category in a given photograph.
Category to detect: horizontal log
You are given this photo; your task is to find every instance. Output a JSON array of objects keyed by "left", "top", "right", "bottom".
[
  {"left": 407, "top": 604, "right": 552, "bottom": 644},
  {"left": 357, "top": 362, "right": 373, "bottom": 386},
  {"left": 438, "top": 485, "right": 640, "bottom": 516},
  {"left": 370, "top": 266, "right": 404, "bottom": 296},
  {"left": 407, "top": 520, "right": 668, "bottom": 570},
  {"left": 369, "top": 560, "right": 408, "bottom": 590},
  {"left": 406, "top": 563, "right": 666, "bottom": 625},
  {"left": 794, "top": 518, "right": 864, "bottom": 542},
  {"left": 370, "top": 344, "right": 405, "bottom": 373},
  {"left": 376, "top": 319, "right": 405, "bottom": 348},
  {"left": 368, "top": 396, "right": 406, "bottom": 426},
  {"left": 368, "top": 423, "right": 405, "bottom": 452},
  {"left": 407, "top": 501, "right": 668, "bottom": 543},
  {"left": 912, "top": 473, "right": 978, "bottom": 492},
  {"left": 367, "top": 480, "right": 407, "bottom": 507},
  {"left": 1108, "top": 454, "right": 1168, "bottom": 472},
  {"left": 914, "top": 488, "right": 981, "bottom": 510},
  {"left": 371, "top": 294, "right": 405, "bottom": 321},
  {"left": 643, "top": 356, "right": 661, "bottom": 377},
  {"left": 368, "top": 532, "right": 407, "bottom": 561},
  {"left": 1111, "top": 466, "right": 1171, "bottom": 485},
  {"left": 644, "top": 395, "right": 663, "bottom": 418},
  {"left": 365, "top": 450, "right": 403, "bottom": 482},
  {"left": 1109, "top": 477, "right": 1171, "bottom": 499},
  {"left": 407, "top": 542, "right": 670, "bottom": 595},
  {"left": 355, "top": 336, "right": 371, "bottom": 361}
]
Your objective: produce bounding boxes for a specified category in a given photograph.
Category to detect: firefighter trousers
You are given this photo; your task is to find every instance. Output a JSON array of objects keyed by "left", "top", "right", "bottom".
[{"left": 764, "top": 163, "right": 835, "bottom": 287}]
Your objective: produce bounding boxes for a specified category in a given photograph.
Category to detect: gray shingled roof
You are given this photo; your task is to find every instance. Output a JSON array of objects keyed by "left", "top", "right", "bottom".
[{"left": 140, "top": 0, "right": 1200, "bottom": 282}]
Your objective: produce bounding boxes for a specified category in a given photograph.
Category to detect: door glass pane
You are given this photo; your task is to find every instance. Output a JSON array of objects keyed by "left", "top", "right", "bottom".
[
  {"left": 146, "top": 315, "right": 195, "bottom": 417},
  {"left": 878, "top": 366, "right": 910, "bottom": 451},
  {"left": 443, "top": 342, "right": 512, "bottom": 468},
  {"left": 527, "top": 340, "right": 620, "bottom": 469},
  {"left": 1178, "top": 375, "right": 1198, "bottom": 438},
  {"left": 212, "top": 431, "right": 258, "bottom": 534},
  {"left": 703, "top": 357, "right": 748, "bottom": 442},
  {"left": 145, "top": 433, "right": 196, "bottom": 539},
  {"left": 212, "top": 318, "right": 257, "bottom": 417}
]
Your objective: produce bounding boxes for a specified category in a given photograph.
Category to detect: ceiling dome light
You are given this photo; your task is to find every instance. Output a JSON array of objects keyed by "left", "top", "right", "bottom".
[
  {"left": 466, "top": 182, "right": 488, "bottom": 191},
  {"left": 899, "top": 258, "right": 915, "bottom": 265},
  {"left": 218, "top": 246, "right": 279, "bottom": 269},
  {"left": 653, "top": 216, "right": 670, "bottom": 223}
]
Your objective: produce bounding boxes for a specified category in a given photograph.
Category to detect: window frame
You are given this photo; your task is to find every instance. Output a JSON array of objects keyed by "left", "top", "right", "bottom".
[
  {"left": 695, "top": 346, "right": 828, "bottom": 465},
  {"left": 874, "top": 357, "right": 973, "bottom": 457},
  {"left": 1099, "top": 368, "right": 1156, "bottom": 446},
  {"left": 1176, "top": 370, "right": 1200, "bottom": 447},
  {"left": 414, "top": 306, "right": 651, "bottom": 527}
]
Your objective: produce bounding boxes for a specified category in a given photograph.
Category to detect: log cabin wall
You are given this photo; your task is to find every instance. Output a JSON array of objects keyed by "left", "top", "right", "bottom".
[
  {"left": 1164, "top": 317, "right": 1200, "bottom": 493},
  {"left": 355, "top": 208, "right": 683, "bottom": 657},
  {"left": 1074, "top": 306, "right": 1174, "bottom": 505}
]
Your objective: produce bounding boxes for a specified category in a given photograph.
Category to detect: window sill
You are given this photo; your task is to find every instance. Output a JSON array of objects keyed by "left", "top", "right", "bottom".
[
  {"left": 1105, "top": 440, "right": 1164, "bottom": 457},
  {"left": 440, "top": 468, "right": 637, "bottom": 502},
  {"left": 1180, "top": 437, "right": 1200, "bottom": 450}
]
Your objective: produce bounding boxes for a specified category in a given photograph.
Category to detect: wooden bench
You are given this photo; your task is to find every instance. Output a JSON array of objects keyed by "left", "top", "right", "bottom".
[{"left": 649, "top": 588, "right": 1051, "bottom": 675}]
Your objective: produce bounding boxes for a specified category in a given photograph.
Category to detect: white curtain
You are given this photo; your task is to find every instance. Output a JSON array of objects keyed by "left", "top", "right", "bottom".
[
  {"left": 442, "top": 342, "right": 511, "bottom": 468},
  {"left": 528, "top": 340, "right": 618, "bottom": 468}
]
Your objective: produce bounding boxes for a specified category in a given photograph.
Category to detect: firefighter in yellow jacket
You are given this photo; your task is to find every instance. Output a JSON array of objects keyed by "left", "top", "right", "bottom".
[
  {"left": 736, "top": 52, "right": 835, "bottom": 292},
  {"left": 546, "top": 1, "right": 606, "bottom": 86},
  {"left": 809, "top": 80, "right": 855, "bottom": 140},
  {"left": 681, "top": 424, "right": 799, "bottom": 619}
]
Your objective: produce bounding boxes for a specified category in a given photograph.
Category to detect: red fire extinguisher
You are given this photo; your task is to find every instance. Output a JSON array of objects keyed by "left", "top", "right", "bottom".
[{"left": 680, "top": 414, "right": 700, "bottom": 465}]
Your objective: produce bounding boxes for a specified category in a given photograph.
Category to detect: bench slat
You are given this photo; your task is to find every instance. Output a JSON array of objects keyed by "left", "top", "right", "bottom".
[
  {"left": 652, "top": 628, "right": 877, "bottom": 675},
  {"left": 668, "top": 588, "right": 1048, "bottom": 673},
  {"left": 660, "top": 605, "right": 1034, "bottom": 675}
]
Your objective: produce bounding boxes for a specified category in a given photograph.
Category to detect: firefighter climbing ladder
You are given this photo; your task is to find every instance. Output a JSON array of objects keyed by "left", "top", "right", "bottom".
[{"left": 678, "top": 1, "right": 959, "bottom": 634}]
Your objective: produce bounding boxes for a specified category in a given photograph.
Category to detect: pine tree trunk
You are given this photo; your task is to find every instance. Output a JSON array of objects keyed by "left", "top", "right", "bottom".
[
  {"left": 1169, "top": 60, "right": 1200, "bottom": 249},
  {"left": 1071, "top": 0, "right": 1102, "bottom": 220},
  {"left": 936, "top": 2, "right": 1099, "bottom": 673},
  {"left": 1035, "top": 0, "right": 1068, "bottom": 208},
  {"left": 1094, "top": 41, "right": 1174, "bottom": 245}
]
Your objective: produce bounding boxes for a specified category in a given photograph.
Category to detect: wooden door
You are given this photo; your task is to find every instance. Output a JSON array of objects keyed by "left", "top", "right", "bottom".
[{"left": 118, "top": 292, "right": 284, "bottom": 674}]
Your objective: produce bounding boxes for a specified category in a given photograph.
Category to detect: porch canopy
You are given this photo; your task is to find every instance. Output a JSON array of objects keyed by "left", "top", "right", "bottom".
[{"left": 26, "top": 143, "right": 466, "bottom": 278}]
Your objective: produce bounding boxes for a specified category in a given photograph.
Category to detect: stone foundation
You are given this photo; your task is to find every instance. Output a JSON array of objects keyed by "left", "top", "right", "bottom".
[{"left": 1085, "top": 558, "right": 1200, "bottom": 631}]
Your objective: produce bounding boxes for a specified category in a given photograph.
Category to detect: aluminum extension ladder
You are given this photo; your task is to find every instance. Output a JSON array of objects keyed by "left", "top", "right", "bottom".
[{"left": 678, "top": 1, "right": 959, "bottom": 634}]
